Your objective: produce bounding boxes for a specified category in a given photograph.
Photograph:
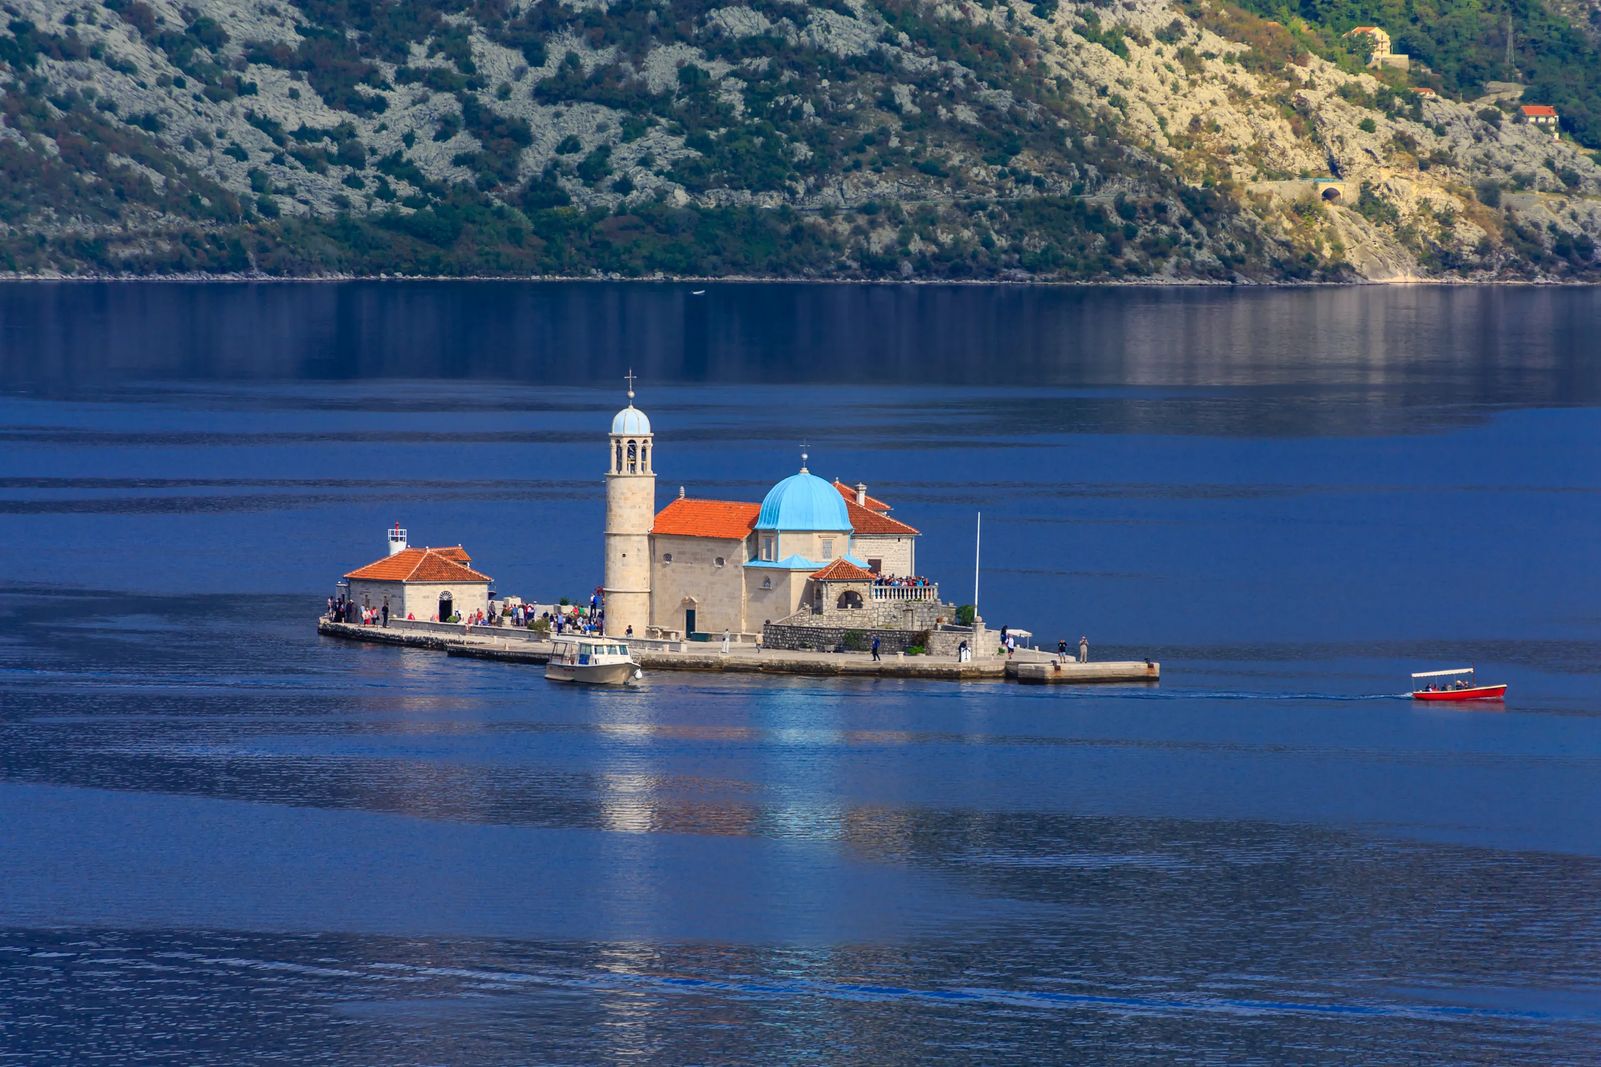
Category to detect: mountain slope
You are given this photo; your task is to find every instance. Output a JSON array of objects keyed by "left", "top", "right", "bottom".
[{"left": 2, "top": 0, "right": 1600, "bottom": 279}]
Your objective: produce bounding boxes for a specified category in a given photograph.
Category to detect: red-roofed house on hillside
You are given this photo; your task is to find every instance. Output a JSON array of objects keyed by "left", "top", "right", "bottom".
[
  {"left": 343, "top": 526, "right": 492, "bottom": 622},
  {"left": 1520, "top": 104, "right": 1560, "bottom": 137}
]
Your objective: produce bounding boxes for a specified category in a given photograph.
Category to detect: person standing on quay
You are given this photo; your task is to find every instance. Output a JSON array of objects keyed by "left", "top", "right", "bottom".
[
  {"left": 1079, "top": 635, "right": 1089, "bottom": 663},
  {"left": 871, "top": 635, "right": 881, "bottom": 662},
  {"left": 381, "top": 602, "right": 389, "bottom": 628}
]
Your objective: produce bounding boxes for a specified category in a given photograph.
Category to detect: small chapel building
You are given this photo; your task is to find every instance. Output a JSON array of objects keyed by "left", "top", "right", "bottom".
[
  {"left": 600, "top": 388, "right": 949, "bottom": 641},
  {"left": 344, "top": 525, "right": 492, "bottom": 622}
]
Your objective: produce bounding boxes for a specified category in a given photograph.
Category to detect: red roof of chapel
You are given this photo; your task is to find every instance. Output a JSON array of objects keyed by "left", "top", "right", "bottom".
[
  {"left": 345, "top": 546, "right": 492, "bottom": 583},
  {"left": 832, "top": 479, "right": 892, "bottom": 513},
  {"left": 652, "top": 498, "right": 762, "bottom": 540},
  {"left": 1521, "top": 105, "right": 1558, "bottom": 118}
]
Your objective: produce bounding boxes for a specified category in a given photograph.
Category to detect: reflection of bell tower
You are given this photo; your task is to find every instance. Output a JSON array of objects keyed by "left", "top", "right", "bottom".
[{"left": 604, "top": 371, "right": 654, "bottom": 638}]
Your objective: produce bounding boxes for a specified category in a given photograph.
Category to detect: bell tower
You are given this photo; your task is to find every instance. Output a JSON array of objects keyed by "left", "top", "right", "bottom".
[{"left": 604, "top": 370, "right": 654, "bottom": 638}]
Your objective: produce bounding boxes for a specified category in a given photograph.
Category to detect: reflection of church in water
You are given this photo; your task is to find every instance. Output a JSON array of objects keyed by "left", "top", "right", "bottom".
[{"left": 602, "top": 384, "right": 953, "bottom": 641}]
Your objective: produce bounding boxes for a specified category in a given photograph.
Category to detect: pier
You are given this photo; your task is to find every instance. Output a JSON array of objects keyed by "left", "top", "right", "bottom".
[{"left": 316, "top": 618, "right": 1159, "bottom": 685}]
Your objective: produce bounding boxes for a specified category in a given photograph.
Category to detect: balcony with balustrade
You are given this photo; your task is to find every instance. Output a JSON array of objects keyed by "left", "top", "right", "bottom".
[{"left": 871, "top": 582, "right": 938, "bottom": 602}]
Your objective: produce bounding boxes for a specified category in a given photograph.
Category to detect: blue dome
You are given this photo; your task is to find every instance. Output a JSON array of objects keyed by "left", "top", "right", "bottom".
[
  {"left": 611, "top": 404, "right": 651, "bottom": 435},
  {"left": 756, "top": 470, "right": 852, "bottom": 532}
]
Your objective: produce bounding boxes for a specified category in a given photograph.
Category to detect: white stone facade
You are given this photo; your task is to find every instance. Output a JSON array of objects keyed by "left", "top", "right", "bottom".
[
  {"left": 852, "top": 533, "right": 915, "bottom": 577},
  {"left": 348, "top": 578, "right": 488, "bottom": 622},
  {"left": 650, "top": 532, "right": 749, "bottom": 636}
]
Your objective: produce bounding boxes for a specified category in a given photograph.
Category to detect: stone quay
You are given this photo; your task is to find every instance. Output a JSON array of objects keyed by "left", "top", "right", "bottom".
[{"left": 316, "top": 618, "right": 1160, "bottom": 686}]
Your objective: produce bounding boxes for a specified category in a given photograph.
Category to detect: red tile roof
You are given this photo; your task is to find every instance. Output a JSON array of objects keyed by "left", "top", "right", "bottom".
[
  {"left": 652, "top": 498, "right": 761, "bottom": 540},
  {"left": 811, "top": 558, "right": 876, "bottom": 581},
  {"left": 846, "top": 498, "right": 919, "bottom": 535},
  {"left": 345, "top": 546, "right": 492, "bottom": 583},
  {"left": 832, "top": 479, "right": 892, "bottom": 513},
  {"left": 1521, "top": 105, "right": 1558, "bottom": 118}
]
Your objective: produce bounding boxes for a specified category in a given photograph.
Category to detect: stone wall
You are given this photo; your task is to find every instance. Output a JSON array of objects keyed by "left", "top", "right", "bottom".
[
  {"left": 926, "top": 620, "right": 995, "bottom": 659},
  {"left": 798, "top": 593, "right": 951, "bottom": 631},
  {"left": 762, "top": 622, "right": 932, "bottom": 654},
  {"left": 852, "top": 533, "right": 915, "bottom": 577},
  {"left": 649, "top": 532, "right": 747, "bottom": 636},
  {"left": 744, "top": 566, "right": 810, "bottom": 633}
]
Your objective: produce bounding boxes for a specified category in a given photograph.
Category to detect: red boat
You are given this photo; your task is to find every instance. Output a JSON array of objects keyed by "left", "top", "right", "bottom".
[{"left": 1411, "top": 667, "right": 1507, "bottom": 702}]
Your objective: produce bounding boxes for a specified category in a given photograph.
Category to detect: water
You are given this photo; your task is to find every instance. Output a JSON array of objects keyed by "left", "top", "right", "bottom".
[{"left": 1, "top": 283, "right": 1599, "bottom": 1064}]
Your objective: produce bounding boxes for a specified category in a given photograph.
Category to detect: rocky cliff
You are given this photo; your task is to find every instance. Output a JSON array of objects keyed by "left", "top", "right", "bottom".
[{"left": 2, "top": 0, "right": 1600, "bottom": 280}]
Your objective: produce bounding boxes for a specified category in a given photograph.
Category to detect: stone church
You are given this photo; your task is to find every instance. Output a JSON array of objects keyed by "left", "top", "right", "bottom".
[{"left": 601, "top": 387, "right": 952, "bottom": 641}]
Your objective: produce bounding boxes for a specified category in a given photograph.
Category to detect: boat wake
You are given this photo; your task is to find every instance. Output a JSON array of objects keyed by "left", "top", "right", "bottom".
[{"left": 1045, "top": 688, "right": 1414, "bottom": 703}]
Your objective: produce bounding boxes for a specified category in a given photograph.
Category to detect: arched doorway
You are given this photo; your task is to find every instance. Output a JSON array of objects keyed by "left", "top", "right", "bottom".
[
  {"left": 438, "top": 591, "right": 453, "bottom": 621},
  {"left": 836, "top": 590, "right": 863, "bottom": 609},
  {"left": 1320, "top": 186, "right": 1342, "bottom": 202}
]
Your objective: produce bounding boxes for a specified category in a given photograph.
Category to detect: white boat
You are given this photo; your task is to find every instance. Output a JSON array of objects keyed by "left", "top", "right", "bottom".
[{"left": 545, "top": 635, "right": 643, "bottom": 685}]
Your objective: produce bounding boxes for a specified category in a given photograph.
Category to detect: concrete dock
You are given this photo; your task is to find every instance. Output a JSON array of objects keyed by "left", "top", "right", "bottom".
[{"left": 317, "top": 619, "right": 1159, "bottom": 686}]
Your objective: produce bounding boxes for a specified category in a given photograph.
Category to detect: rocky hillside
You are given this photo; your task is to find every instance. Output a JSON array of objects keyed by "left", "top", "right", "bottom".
[{"left": 3, "top": 0, "right": 1601, "bottom": 280}]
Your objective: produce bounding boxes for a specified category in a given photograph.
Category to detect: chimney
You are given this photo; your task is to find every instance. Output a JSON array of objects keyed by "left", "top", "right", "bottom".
[
  {"left": 387, "top": 522, "right": 408, "bottom": 556},
  {"left": 855, "top": 483, "right": 867, "bottom": 507}
]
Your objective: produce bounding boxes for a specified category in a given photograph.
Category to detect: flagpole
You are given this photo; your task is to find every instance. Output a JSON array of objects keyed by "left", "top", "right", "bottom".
[{"left": 973, "top": 511, "right": 981, "bottom": 620}]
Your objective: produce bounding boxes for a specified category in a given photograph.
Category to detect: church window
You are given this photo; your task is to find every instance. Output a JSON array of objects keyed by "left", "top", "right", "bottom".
[
  {"left": 759, "top": 535, "right": 776, "bottom": 562},
  {"left": 641, "top": 443, "right": 649, "bottom": 471},
  {"left": 662, "top": 552, "right": 673, "bottom": 564},
  {"left": 820, "top": 538, "right": 834, "bottom": 559},
  {"left": 627, "top": 440, "right": 637, "bottom": 473},
  {"left": 615, "top": 441, "right": 623, "bottom": 472},
  {"left": 714, "top": 556, "right": 726, "bottom": 568}
]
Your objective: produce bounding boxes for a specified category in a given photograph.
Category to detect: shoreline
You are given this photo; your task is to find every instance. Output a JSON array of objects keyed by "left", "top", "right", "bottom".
[{"left": 1, "top": 271, "right": 1596, "bottom": 288}]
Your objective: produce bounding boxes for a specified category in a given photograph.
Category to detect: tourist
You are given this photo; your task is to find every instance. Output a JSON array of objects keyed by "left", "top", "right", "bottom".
[
  {"left": 721, "top": 629, "right": 730, "bottom": 653},
  {"left": 871, "top": 635, "right": 881, "bottom": 662},
  {"left": 1057, "top": 639, "right": 1068, "bottom": 658},
  {"left": 1079, "top": 635, "right": 1089, "bottom": 663},
  {"left": 1004, "top": 633, "right": 1015, "bottom": 657},
  {"left": 381, "top": 603, "right": 389, "bottom": 627},
  {"left": 625, "top": 625, "right": 633, "bottom": 638}
]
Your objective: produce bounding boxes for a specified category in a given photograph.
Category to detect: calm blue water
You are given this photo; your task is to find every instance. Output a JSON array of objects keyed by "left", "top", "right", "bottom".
[{"left": 2, "top": 283, "right": 1599, "bottom": 1064}]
